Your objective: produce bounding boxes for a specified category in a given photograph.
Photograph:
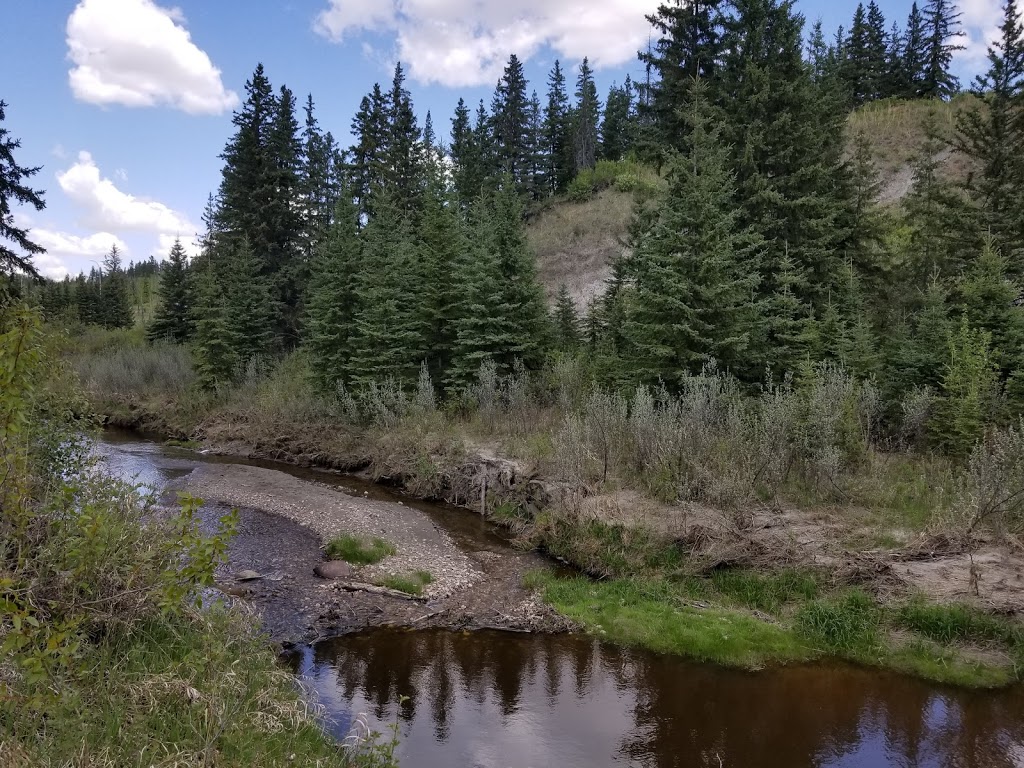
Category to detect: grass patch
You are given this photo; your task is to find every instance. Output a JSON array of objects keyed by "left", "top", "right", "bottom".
[
  {"left": 533, "top": 573, "right": 814, "bottom": 669},
  {"left": 325, "top": 535, "right": 397, "bottom": 565},
  {"left": 711, "top": 568, "right": 820, "bottom": 613},
  {"left": 895, "top": 599, "right": 1023, "bottom": 646},
  {"left": 377, "top": 570, "right": 433, "bottom": 595},
  {"left": 796, "top": 591, "right": 880, "bottom": 652}
]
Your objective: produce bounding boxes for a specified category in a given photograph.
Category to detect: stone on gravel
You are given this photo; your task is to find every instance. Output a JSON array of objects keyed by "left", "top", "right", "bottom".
[
  {"left": 314, "top": 560, "right": 355, "bottom": 580},
  {"left": 236, "top": 569, "right": 263, "bottom": 581}
]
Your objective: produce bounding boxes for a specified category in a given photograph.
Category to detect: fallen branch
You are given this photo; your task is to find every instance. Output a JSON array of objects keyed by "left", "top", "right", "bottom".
[{"left": 334, "top": 581, "right": 428, "bottom": 602}]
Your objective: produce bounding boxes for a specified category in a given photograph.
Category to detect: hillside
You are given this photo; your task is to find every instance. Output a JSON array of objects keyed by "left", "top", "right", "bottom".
[{"left": 527, "top": 97, "right": 980, "bottom": 307}]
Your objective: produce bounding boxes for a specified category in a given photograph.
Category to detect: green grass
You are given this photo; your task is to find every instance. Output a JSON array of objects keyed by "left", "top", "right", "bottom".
[
  {"left": 524, "top": 569, "right": 1023, "bottom": 688},
  {"left": 377, "top": 570, "right": 433, "bottom": 595},
  {"left": 325, "top": 535, "right": 397, "bottom": 565},
  {"left": 533, "top": 573, "right": 814, "bottom": 669}
]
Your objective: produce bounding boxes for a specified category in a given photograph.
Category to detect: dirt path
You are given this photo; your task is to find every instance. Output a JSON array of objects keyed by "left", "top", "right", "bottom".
[{"left": 179, "top": 463, "right": 571, "bottom": 644}]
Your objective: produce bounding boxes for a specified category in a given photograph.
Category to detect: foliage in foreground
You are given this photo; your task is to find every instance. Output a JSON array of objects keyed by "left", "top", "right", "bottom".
[{"left": 0, "top": 306, "right": 397, "bottom": 766}]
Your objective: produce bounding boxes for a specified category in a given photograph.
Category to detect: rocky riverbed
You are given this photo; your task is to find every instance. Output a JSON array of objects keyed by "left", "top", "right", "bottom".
[{"left": 175, "top": 461, "right": 572, "bottom": 644}]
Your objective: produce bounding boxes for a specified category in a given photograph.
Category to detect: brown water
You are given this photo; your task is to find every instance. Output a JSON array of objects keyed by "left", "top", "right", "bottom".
[
  {"left": 292, "top": 629, "right": 1024, "bottom": 768},
  {"left": 96, "top": 432, "right": 1024, "bottom": 768}
]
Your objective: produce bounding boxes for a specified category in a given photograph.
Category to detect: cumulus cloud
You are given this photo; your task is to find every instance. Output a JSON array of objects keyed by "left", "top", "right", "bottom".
[
  {"left": 314, "top": 0, "right": 660, "bottom": 86},
  {"left": 66, "top": 0, "right": 238, "bottom": 114},
  {"left": 956, "top": 0, "right": 1003, "bottom": 69},
  {"left": 29, "top": 229, "right": 128, "bottom": 279},
  {"left": 58, "top": 151, "right": 197, "bottom": 238}
]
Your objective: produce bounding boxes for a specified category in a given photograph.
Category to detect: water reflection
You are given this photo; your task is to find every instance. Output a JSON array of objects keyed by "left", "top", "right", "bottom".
[{"left": 290, "top": 630, "right": 1024, "bottom": 768}]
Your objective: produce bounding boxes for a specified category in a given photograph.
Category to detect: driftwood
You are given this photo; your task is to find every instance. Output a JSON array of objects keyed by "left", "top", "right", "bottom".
[{"left": 334, "top": 581, "right": 428, "bottom": 602}]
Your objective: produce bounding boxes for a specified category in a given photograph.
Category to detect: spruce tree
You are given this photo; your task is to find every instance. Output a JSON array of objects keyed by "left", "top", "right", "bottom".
[
  {"left": 101, "top": 245, "right": 134, "bottom": 329},
  {"left": 382, "top": 63, "right": 424, "bottom": 215},
  {"left": 933, "top": 317, "right": 998, "bottom": 456},
  {"left": 553, "top": 284, "right": 581, "bottom": 352},
  {"left": 921, "top": 0, "right": 964, "bottom": 98},
  {"left": 299, "top": 94, "right": 337, "bottom": 262},
  {"left": 147, "top": 238, "right": 194, "bottom": 343},
  {"left": 447, "top": 199, "right": 518, "bottom": 389},
  {"left": 843, "top": 3, "right": 874, "bottom": 106},
  {"left": 225, "top": 238, "right": 274, "bottom": 368},
  {"left": 624, "top": 80, "right": 762, "bottom": 384},
  {"left": 348, "top": 200, "right": 429, "bottom": 388},
  {"left": 267, "top": 84, "right": 304, "bottom": 345},
  {"left": 304, "top": 193, "right": 362, "bottom": 391},
  {"left": 901, "top": 3, "right": 929, "bottom": 98},
  {"left": 955, "top": 0, "right": 1024, "bottom": 255},
  {"left": 192, "top": 256, "right": 238, "bottom": 390},
  {"left": 0, "top": 101, "right": 45, "bottom": 280},
  {"left": 638, "top": 0, "right": 724, "bottom": 164},
  {"left": 572, "top": 59, "right": 600, "bottom": 174},
  {"left": 904, "top": 109, "right": 980, "bottom": 279},
  {"left": 600, "top": 81, "right": 635, "bottom": 161},
  {"left": 541, "top": 61, "right": 573, "bottom": 193},
  {"left": 349, "top": 85, "right": 389, "bottom": 221},
  {"left": 490, "top": 54, "right": 532, "bottom": 194}
]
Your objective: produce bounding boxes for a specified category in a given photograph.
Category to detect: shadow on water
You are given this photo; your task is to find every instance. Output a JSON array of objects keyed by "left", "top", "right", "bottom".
[
  {"left": 289, "top": 629, "right": 1024, "bottom": 768},
  {"left": 96, "top": 430, "right": 1024, "bottom": 768}
]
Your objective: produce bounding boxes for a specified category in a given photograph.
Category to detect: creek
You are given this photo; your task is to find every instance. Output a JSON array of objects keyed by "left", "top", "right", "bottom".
[{"left": 95, "top": 431, "right": 1024, "bottom": 768}]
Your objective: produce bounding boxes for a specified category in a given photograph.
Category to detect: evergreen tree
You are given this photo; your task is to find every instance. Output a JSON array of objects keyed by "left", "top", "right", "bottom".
[
  {"left": 624, "top": 80, "right": 762, "bottom": 384},
  {"left": 304, "top": 193, "right": 362, "bottom": 391},
  {"left": 447, "top": 200, "right": 518, "bottom": 388},
  {"left": 904, "top": 109, "right": 980, "bottom": 279},
  {"left": 572, "top": 58, "right": 600, "bottom": 174},
  {"left": 921, "top": 0, "right": 964, "bottom": 98},
  {"left": 718, "top": 0, "right": 852, "bottom": 311},
  {"left": 843, "top": 3, "right": 874, "bottom": 106},
  {"left": 0, "top": 101, "right": 45, "bottom": 280},
  {"left": 638, "top": 0, "right": 724, "bottom": 164},
  {"left": 553, "top": 284, "right": 581, "bottom": 351},
  {"left": 600, "top": 80, "right": 635, "bottom": 161},
  {"left": 901, "top": 2, "right": 929, "bottom": 97},
  {"left": 225, "top": 238, "right": 275, "bottom": 367},
  {"left": 349, "top": 85, "right": 389, "bottom": 221},
  {"left": 101, "top": 245, "right": 134, "bottom": 329},
  {"left": 956, "top": 0, "right": 1024, "bottom": 255},
  {"left": 267, "top": 84, "right": 304, "bottom": 345},
  {"left": 382, "top": 63, "right": 424, "bottom": 214},
  {"left": 490, "top": 54, "right": 532, "bottom": 193},
  {"left": 192, "top": 256, "right": 237, "bottom": 390},
  {"left": 541, "top": 61, "right": 573, "bottom": 193},
  {"left": 299, "top": 94, "right": 336, "bottom": 262},
  {"left": 147, "top": 238, "right": 194, "bottom": 343},
  {"left": 525, "top": 91, "right": 545, "bottom": 201},
  {"left": 933, "top": 317, "right": 998, "bottom": 455},
  {"left": 348, "top": 200, "right": 429, "bottom": 388}
]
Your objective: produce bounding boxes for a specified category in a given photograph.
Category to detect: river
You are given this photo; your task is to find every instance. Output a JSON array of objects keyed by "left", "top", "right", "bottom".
[{"left": 95, "top": 432, "right": 1024, "bottom": 768}]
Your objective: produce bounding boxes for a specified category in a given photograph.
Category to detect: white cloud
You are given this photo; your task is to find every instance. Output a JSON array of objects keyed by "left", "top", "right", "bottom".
[
  {"left": 956, "top": 0, "right": 1003, "bottom": 69},
  {"left": 29, "top": 229, "right": 128, "bottom": 279},
  {"left": 57, "top": 151, "right": 197, "bottom": 238},
  {"left": 314, "top": 0, "right": 660, "bottom": 86},
  {"left": 66, "top": 0, "right": 239, "bottom": 114}
]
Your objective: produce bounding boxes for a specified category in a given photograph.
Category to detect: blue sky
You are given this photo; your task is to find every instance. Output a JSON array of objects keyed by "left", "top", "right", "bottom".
[{"left": 1, "top": 0, "right": 1002, "bottom": 279}]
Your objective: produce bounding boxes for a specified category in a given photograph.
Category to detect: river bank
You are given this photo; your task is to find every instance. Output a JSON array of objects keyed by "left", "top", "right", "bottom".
[{"left": 73, "top": 336, "right": 1024, "bottom": 688}]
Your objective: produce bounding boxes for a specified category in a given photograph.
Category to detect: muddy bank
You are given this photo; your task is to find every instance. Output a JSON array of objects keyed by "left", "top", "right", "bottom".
[{"left": 176, "top": 461, "right": 571, "bottom": 645}]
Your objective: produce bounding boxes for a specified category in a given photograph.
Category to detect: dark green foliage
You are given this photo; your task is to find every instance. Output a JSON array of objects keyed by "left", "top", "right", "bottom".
[
  {"left": 553, "top": 284, "right": 581, "bottom": 352},
  {"left": 491, "top": 54, "right": 532, "bottom": 194},
  {"left": 933, "top": 317, "right": 999, "bottom": 456},
  {"left": 100, "top": 246, "right": 134, "bottom": 330},
  {"left": 901, "top": 2, "right": 930, "bottom": 97},
  {"left": 956, "top": 0, "right": 1024, "bottom": 253},
  {"left": 572, "top": 59, "right": 600, "bottom": 174},
  {"left": 0, "top": 101, "right": 44, "bottom": 279},
  {"left": 600, "top": 79, "right": 636, "bottom": 161},
  {"left": 382, "top": 63, "right": 424, "bottom": 215},
  {"left": 304, "top": 194, "right": 362, "bottom": 391},
  {"left": 797, "top": 591, "right": 879, "bottom": 651},
  {"left": 541, "top": 61, "right": 574, "bottom": 194},
  {"left": 921, "top": 0, "right": 964, "bottom": 98},
  {"left": 147, "top": 239, "right": 194, "bottom": 343},
  {"left": 350, "top": 84, "right": 389, "bottom": 221},
  {"left": 624, "top": 81, "right": 762, "bottom": 383}
]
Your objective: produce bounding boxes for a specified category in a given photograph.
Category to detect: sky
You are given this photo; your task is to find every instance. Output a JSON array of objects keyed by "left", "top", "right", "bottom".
[{"left": 1, "top": 0, "right": 1005, "bottom": 280}]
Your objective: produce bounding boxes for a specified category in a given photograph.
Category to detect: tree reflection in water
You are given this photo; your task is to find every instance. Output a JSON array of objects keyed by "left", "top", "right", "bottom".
[{"left": 286, "top": 630, "right": 1024, "bottom": 768}]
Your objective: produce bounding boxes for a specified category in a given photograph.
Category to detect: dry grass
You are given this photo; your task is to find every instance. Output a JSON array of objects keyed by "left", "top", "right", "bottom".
[{"left": 526, "top": 187, "right": 635, "bottom": 309}]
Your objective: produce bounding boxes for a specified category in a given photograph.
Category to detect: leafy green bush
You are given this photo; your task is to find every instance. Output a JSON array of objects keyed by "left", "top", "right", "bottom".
[{"left": 325, "top": 535, "right": 397, "bottom": 565}]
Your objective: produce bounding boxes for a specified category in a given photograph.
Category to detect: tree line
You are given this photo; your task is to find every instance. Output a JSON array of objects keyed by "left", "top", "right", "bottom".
[{"left": 8, "top": 0, "right": 1024, "bottom": 457}]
